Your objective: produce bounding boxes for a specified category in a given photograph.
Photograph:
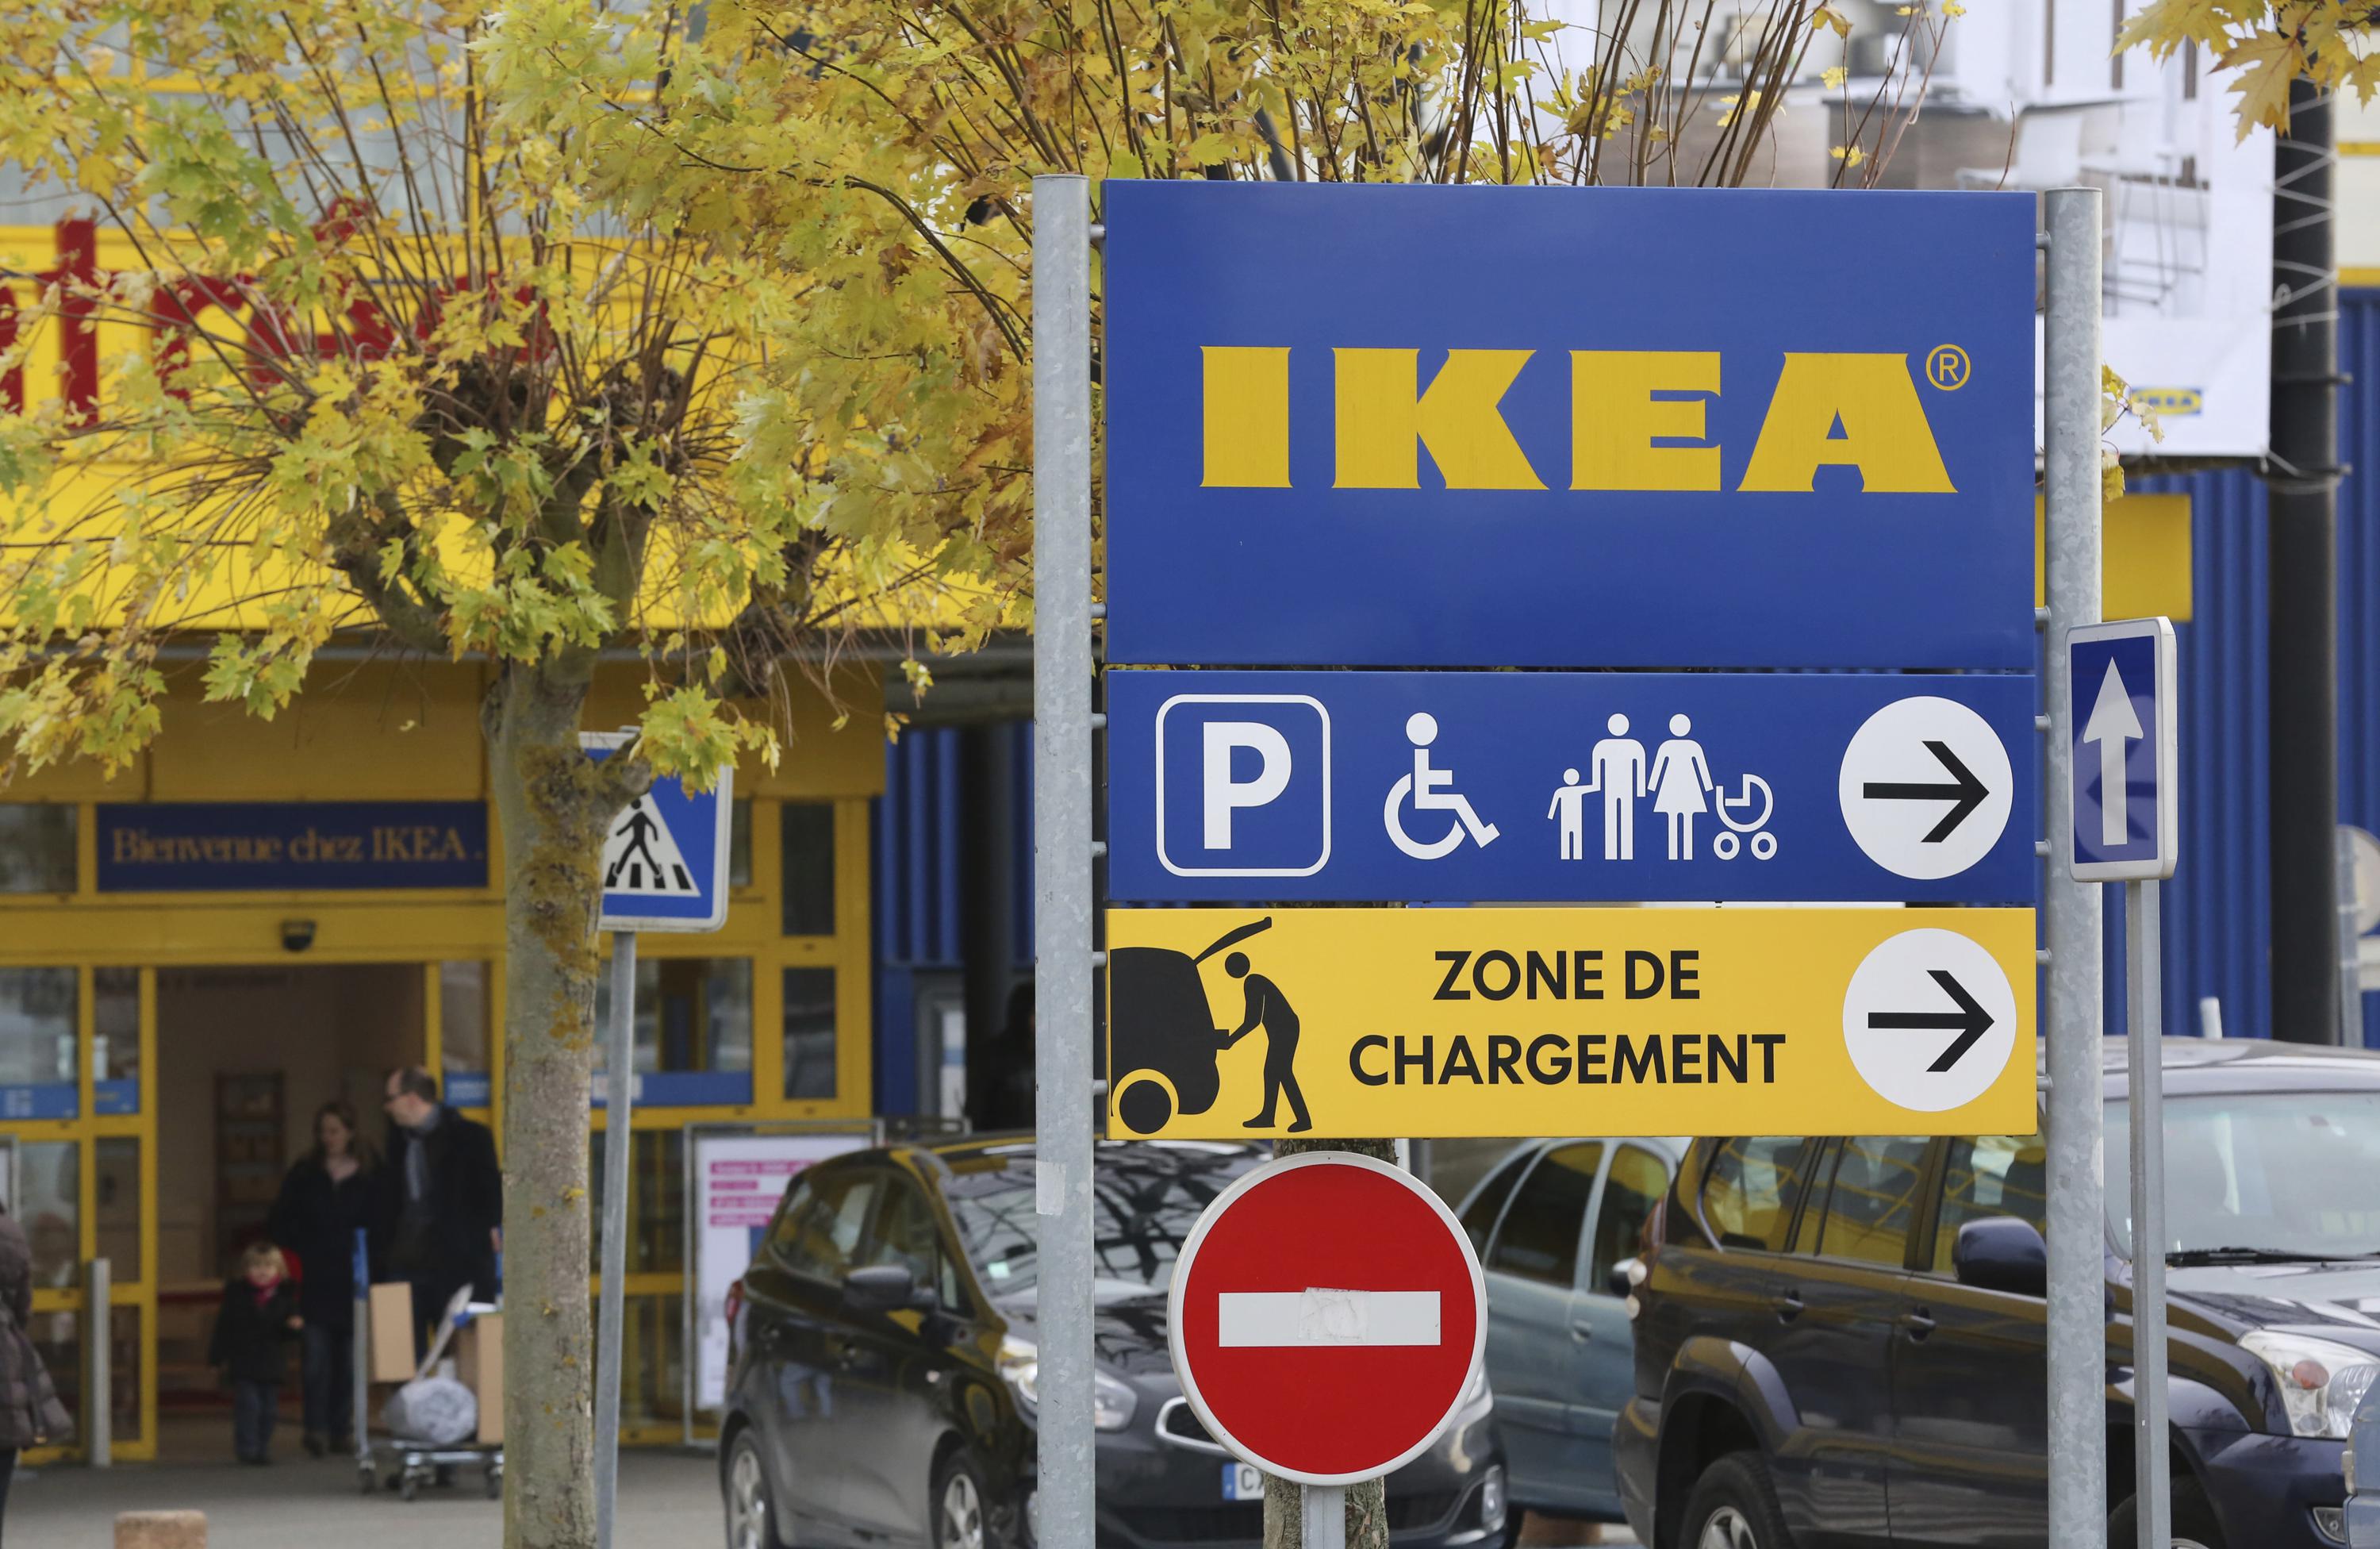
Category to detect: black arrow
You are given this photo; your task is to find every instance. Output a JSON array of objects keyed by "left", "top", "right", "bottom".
[
  {"left": 1867, "top": 969, "right": 1994, "bottom": 1072},
  {"left": 1862, "top": 740, "right": 1990, "bottom": 843}
]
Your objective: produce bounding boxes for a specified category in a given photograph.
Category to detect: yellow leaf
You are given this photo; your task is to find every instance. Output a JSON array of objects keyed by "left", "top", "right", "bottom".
[
  {"left": 1812, "top": 5, "right": 1852, "bottom": 37},
  {"left": 1823, "top": 65, "right": 1848, "bottom": 89},
  {"left": 2220, "top": 29, "right": 2306, "bottom": 140}
]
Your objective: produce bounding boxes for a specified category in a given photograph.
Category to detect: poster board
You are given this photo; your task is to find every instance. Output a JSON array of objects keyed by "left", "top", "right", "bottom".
[{"left": 684, "top": 1124, "right": 877, "bottom": 1428}]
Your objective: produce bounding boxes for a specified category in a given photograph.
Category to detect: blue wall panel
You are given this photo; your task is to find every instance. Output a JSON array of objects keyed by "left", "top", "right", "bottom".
[
  {"left": 2108, "top": 289, "right": 2379, "bottom": 1044},
  {"left": 871, "top": 723, "right": 1035, "bottom": 1113}
]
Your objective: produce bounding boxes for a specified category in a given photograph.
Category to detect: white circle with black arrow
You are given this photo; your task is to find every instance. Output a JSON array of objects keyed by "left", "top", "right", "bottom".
[
  {"left": 1836, "top": 695, "right": 2013, "bottom": 881},
  {"left": 1841, "top": 928, "right": 2018, "bottom": 1113}
]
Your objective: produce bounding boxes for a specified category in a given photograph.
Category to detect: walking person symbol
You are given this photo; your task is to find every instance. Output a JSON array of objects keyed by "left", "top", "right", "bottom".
[
  {"left": 1586, "top": 715, "right": 1648, "bottom": 860},
  {"left": 1548, "top": 770, "right": 1590, "bottom": 860},
  {"left": 1220, "top": 952, "right": 1311, "bottom": 1133},
  {"left": 1385, "top": 713, "right": 1501, "bottom": 859},
  {"left": 1649, "top": 714, "right": 1716, "bottom": 860},
  {"left": 607, "top": 799, "right": 666, "bottom": 889}
]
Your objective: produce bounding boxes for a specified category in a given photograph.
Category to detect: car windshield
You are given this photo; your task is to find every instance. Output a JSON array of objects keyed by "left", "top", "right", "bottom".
[
  {"left": 2106, "top": 1090, "right": 2380, "bottom": 1261},
  {"left": 942, "top": 1144, "right": 1257, "bottom": 1304}
]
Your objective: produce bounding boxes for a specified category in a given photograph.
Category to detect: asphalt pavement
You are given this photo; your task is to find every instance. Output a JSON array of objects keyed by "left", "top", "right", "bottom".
[{"left": 10, "top": 1450, "right": 1635, "bottom": 1548}]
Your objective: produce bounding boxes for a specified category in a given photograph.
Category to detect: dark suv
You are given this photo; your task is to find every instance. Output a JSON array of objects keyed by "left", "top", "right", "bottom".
[
  {"left": 1614, "top": 1037, "right": 2380, "bottom": 1549},
  {"left": 720, "top": 1136, "right": 1508, "bottom": 1549}
]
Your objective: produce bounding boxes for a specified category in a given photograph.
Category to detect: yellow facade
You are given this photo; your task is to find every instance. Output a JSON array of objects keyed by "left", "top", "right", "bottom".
[{"left": 0, "top": 658, "right": 885, "bottom": 1458}]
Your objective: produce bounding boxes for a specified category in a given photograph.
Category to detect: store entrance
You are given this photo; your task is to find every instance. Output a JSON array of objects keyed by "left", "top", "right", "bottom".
[{"left": 153, "top": 964, "right": 425, "bottom": 1463}]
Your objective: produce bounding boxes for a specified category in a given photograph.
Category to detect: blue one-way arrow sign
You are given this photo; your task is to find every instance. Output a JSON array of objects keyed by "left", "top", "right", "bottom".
[{"left": 2067, "top": 617, "right": 2177, "bottom": 882}]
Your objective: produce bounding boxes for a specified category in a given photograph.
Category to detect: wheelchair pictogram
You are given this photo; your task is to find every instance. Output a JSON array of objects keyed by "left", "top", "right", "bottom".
[{"left": 1384, "top": 713, "right": 1501, "bottom": 860}]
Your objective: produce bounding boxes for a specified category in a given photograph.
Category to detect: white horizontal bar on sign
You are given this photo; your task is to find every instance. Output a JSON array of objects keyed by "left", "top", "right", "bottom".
[{"left": 1215, "top": 1290, "right": 1441, "bottom": 1347}]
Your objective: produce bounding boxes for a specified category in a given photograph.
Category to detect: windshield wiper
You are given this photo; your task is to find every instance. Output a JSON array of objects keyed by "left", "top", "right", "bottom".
[{"left": 2165, "top": 1245, "right": 2380, "bottom": 1266}]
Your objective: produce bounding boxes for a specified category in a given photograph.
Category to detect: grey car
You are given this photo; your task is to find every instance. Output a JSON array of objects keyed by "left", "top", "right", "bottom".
[{"left": 1453, "top": 1137, "right": 1686, "bottom": 1528}]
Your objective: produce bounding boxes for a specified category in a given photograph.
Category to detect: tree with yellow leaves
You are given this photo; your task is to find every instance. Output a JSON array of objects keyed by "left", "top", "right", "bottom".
[
  {"left": 0, "top": 1, "right": 1948, "bottom": 1545},
  {"left": 2119, "top": 1, "right": 2380, "bottom": 139}
]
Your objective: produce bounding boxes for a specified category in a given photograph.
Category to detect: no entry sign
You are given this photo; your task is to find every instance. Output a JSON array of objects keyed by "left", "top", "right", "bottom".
[{"left": 1167, "top": 1152, "right": 1486, "bottom": 1485}]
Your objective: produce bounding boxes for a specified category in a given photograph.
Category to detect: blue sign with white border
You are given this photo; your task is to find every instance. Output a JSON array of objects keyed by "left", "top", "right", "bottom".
[
  {"left": 2067, "top": 617, "right": 2178, "bottom": 881},
  {"left": 1104, "top": 182, "right": 2036, "bottom": 670},
  {"left": 1107, "top": 671, "right": 2037, "bottom": 905},
  {"left": 584, "top": 732, "right": 734, "bottom": 933}
]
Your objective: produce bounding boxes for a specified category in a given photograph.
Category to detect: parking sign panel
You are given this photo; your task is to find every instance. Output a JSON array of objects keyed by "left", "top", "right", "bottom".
[
  {"left": 1154, "top": 694, "right": 1331, "bottom": 877},
  {"left": 1109, "top": 670, "right": 2036, "bottom": 905},
  {"left": 1104, "top": 182, "right": 2037, "bottom": 670}
]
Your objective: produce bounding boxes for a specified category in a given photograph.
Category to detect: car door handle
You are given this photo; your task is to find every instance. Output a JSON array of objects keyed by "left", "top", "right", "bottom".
[
  {"left": 1770, "top": 1292, "right": 1805, "bottom": 1324},
  {"left": 1568, "top": 1319, "right": 1595, "bottom": 1343},
  {"left": 1900, "top": 1310, "right": 1937, "bottom": 1341}
]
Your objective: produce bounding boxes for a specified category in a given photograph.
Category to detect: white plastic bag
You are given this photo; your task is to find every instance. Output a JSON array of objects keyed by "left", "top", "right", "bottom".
[{"left": 383, "top": 1375, "right": 478, "bottom": 1445}]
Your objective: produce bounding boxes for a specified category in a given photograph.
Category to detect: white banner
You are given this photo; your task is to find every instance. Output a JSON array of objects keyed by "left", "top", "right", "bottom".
[
  {"left": 691, "top": 1129, "right": 873, "bottom": 1412},
  {"left": 1843, "top": 5, "right": 2274, "bottom": 456}
]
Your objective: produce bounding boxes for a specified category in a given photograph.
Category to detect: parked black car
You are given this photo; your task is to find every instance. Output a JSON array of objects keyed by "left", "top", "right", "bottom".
[
  {"left": 1614, "top": 1037, "right": 2380, "bottom": 1549},
  {"left": 720, "top": 1136, "right": 1510, "bottom": 1549}
]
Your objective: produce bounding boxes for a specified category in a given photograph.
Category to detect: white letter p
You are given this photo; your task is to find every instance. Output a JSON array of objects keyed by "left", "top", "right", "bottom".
[{"left": 1203, "top": 722, "right": 1293, "bottom": 850}]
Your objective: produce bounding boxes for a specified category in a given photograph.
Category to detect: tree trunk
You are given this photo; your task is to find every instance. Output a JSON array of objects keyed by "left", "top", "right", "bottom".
[
  {"left": 486, "top": 656, "right": 648, "bottom": 1549},
  {"left": 1261, "top": 1136, "right": 1398, "bottom": 1549}
]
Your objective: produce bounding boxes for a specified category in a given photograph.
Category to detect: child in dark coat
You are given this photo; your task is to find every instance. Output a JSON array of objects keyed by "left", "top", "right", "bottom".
[{"left": 209, "top": 1242, "right": 301, "bottom": 1463}]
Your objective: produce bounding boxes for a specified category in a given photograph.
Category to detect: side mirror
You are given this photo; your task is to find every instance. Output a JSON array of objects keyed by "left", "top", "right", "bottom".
[
  {"left": 1606, "top": 1257, "right": 1641, "bottom": 1299},
  {"left": 843, "top": 1263, "right": 927, "bottom": 1313},
  {"left": 1953, "top": 1217, "right": 2047, "bottom": 1298}
]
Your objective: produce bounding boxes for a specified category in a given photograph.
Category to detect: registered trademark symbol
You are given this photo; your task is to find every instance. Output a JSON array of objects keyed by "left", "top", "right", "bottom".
[{"left": 1926, "top": 344, "right": 1970, "bottom": 390}]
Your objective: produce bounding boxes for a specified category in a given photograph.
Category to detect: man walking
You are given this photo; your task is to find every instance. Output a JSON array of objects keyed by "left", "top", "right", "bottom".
[
  {"left": 1220, "top": 952, "right": 1312, "bottom": 1133},
  {"left": 378, "top": 1067, "right": 503, "bottom": 1356}
]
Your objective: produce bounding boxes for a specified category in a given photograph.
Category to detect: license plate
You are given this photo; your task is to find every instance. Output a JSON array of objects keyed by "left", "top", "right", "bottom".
[{"left": 1223, "top": 1463, "right": 1263, "bottom": 1502}]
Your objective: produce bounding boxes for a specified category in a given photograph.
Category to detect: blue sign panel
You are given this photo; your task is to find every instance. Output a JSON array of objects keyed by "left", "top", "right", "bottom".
[
  {"left": 585, "top": 734, "right": 733, "bottom": 933},
  {"left": 96, "top": 801, "right": 489, "bottom": 891},
  {"left": 1104, "top": 182, "right": 2036, "bottom": 670},
  {"left": 1108, "top": 671, "right": 2037, "bottom": 905},
  {"left": 2067, "top": 617, "right": 2178, "bottom": 881}
]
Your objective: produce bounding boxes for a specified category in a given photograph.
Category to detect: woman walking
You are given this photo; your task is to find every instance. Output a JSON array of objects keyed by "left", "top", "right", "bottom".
[
  {"left": 0, "top": 1199, "right": 71, "bottom": 1530},
  {"left": 270, "top": 1100, "right": 379, "bottom": 1456}
]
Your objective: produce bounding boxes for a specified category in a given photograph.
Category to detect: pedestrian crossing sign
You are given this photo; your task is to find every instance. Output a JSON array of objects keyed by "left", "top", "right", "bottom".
[{"left": 583, "top": 732, "right": 735, "bottom": 932}]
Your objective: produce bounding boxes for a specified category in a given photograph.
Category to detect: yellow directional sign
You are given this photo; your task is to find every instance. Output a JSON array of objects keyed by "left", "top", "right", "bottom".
[{"left": 1106, "top": 908, "right": 2036, "bottom": 1140}]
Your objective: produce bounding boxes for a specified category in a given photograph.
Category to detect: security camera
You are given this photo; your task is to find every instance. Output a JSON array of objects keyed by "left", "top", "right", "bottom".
[{"left": 281, "top": 919, "right": 317, "bottom": 954}]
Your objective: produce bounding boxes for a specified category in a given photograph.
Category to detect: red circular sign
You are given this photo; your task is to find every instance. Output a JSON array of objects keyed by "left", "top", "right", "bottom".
[{"left": 1167, "top": 1151, "right": 1486, "bottom": 1485}]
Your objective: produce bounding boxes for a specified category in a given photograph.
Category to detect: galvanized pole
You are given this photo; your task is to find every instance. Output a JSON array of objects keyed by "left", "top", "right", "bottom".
[
  {"left": 1303, "top": 1483, "right": 1348, "bottom": 1549},
  {"left": 1031, "top": 171, "right": 1097, "bottom": 1549},
  {"left": 2126, "top": 881, "right": 2170, "bottom": 1547},
  {"left": 2340, "top": 830, "right": 2369, "bottom": 1048},
  {"left": 2044, "top": 185, "right": 2109, "bottom": 1549},
  {"left": 594, "top": 931, "right": 638, "bottom": 1549}
]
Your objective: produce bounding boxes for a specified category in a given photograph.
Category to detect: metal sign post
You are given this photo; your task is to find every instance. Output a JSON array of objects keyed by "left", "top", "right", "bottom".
[
  {"left": 2125, "top": 886, "right": 2170, "bottom": 1549},
  {"left": 2042, "top": 184, "right": 2109, "bottom": 1549},
  {"left": 2067, "top": 612, "right": 2179, "bottom": 1549},
  {"left": 581, "top": 732, "right": 734, "bottom": 1549},
  {"left": 1030, "top": 171, "right": 1097, "bottom": 1549},
  {"left": 594, "top": 929, "right": 636, "bottom": 1549}
]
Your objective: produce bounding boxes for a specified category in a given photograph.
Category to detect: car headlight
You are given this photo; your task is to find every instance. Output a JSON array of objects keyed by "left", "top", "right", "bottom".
[
  {"left": 2241, "top": 1331, "right": 2380, "bottom": 1439},
  {"left": 997, "top": 1336, "right": 1138, "bottom": 1432}
]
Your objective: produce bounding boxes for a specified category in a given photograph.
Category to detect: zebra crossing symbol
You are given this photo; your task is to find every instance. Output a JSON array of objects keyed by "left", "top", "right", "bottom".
[{"left": 604, "top": 797, "right": 698, "bottom": 895}]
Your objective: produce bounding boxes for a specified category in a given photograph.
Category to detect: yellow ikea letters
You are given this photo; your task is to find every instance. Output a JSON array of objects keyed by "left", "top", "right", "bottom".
[{"left": 1196, "top": 346, "right": 1958, "bottom": 494}]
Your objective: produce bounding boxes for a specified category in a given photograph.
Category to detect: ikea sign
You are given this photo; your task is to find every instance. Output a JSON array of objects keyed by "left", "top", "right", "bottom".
[{"left": 1104, "top": 183, "right": 2036, "bottom": 671}]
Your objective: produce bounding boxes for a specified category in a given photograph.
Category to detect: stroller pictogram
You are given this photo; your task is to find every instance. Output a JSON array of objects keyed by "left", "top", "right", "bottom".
[
  {"left": 1108, "top": 917, "right": 1280, "bottom": 1136},
  {"left": 1712, "top": 774, "right": 1779, "bottom": 861}
]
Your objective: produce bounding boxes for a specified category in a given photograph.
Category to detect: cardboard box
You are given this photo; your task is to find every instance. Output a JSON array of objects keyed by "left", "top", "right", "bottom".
[
  {"left": 369, "top": 1283, "right": 416, "bottom": 1382},
  {"left": 454, "top": 1313, "right": 504, "bottom": 1443}
]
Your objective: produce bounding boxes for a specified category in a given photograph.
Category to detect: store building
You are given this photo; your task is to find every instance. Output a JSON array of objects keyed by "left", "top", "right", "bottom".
[{"left": 0, "top": 656, "right": 885, "bottom": 1459}]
